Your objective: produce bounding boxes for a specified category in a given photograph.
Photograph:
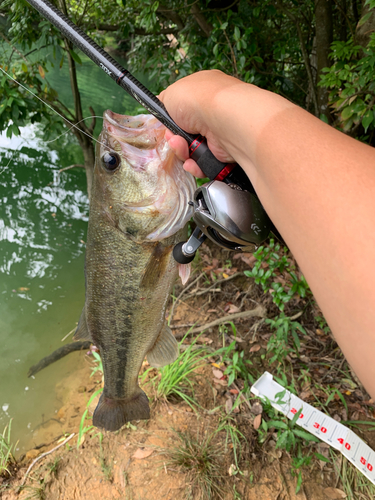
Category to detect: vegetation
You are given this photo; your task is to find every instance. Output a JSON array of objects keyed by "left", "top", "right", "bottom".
[
  {"left": 1, "top": 0, "right": 375, "bottom": 496},
  {"left": 1, "top": 0, "right": 375, "bottom": 171},
  {"left": 143, "top": 332, "right": 212, "bottom": 409},
  {"left": 0, "top": 419, "right": 17, "bottom": 477},
  {"left": 160, "top": 428, "right": 226, "bottom": 500}
]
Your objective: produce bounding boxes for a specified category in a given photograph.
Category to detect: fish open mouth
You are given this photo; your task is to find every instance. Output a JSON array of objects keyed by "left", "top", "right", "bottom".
[
  {"left": 103, "top": 110, "right": 165, "bottom": 150},
  {"left": 104, "top": 110, "right": 153, "bottom": 130}
]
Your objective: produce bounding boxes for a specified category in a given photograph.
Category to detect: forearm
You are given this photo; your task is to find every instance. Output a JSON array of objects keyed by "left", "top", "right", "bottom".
[
  {"left": 160, "top": 70, "right": 375, "bottom": 397},
  {"left": 211, "top": 82, "right": 375, "bottom": 397}
]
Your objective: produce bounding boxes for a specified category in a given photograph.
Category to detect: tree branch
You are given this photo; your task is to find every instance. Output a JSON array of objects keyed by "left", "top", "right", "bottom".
[
  {"left": 87, "top": 106, "right": 96, "bottom": 135},
  {"left": 59, "top": 164, "right": 85, "bottom": 173},
  {"left": 274, "top": 3, "right": 319, "bottom": 116},
  {"left": 89, "top": 23, "right": 179, "bottom": 36},
  {"left": 190, "top": 3, "right": 213, "bottom": 37}
]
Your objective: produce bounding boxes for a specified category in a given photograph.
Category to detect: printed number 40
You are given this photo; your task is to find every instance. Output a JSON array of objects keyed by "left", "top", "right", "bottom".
[{"left": 338, "top": 438, "right": 351, "bottom": 450}]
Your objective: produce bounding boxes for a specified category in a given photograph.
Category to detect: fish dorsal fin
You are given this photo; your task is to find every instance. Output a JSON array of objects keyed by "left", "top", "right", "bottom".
[
  {"left": 147, "top": 323, "right": 179, "bottom": 368},
  {"left": 73, "top": 307, "right": 92, "bottom": 341}
]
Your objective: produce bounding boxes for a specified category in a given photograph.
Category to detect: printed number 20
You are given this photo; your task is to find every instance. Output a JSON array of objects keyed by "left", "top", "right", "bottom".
[{"left": 291, "top": 408, "right": 304, "bottom": 418}]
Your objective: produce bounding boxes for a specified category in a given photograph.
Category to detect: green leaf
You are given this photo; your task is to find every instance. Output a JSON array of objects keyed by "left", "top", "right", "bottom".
[
  {"left": 69, "top": 49, "right": 82, "bottom": 65},
  {"left": 295, "top": 471, "right": 303, "bottom": 494},
  {"left": 358, "top": 12, "right": 372, "bottom": 27},
  {"left": 315, "top": 452, "right": 331, "bottom": 463},
  {"left": 267, "top": 420, "right": 288, "bottom": 430},
  {"left": 362, "top": 111, "right": 374, "bottom": 131},
  {"left": 341, "top": 106, "right": 353, "bottom": 120},
  {"left": 293, "top": 429, "right": 320, "bottom": 442},
  {"left": 234, "top": 26, "right": 241, "bottom": 41}
]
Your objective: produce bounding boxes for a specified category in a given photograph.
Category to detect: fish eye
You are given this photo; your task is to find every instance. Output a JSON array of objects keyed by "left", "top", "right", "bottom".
[{"left": 102, "top": 152, "right": 121, "bottom": 172}]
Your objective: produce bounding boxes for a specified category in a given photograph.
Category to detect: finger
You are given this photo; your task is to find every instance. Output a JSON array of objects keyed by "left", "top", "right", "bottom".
[
  {"left": 165, "top": 130, "right": 190, "bottom": 161},
  {"left": 183, "top": 158, "right": 206, "bottom": 178}
]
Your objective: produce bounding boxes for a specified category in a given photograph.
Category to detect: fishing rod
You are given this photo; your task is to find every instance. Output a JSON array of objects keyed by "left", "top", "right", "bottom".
[{"left": 26, "top": 0, "right": 274, "bottom": 261}]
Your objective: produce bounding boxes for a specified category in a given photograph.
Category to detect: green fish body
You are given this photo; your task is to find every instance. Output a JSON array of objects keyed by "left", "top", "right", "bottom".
[{"left": 74, "top": 111, "right": 196, "bottom": 431}]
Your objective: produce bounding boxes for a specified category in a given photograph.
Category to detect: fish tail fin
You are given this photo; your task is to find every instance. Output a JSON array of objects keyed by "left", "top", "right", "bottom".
[{"left": 93, "top": 390, "right": 150, "bottom": 432}]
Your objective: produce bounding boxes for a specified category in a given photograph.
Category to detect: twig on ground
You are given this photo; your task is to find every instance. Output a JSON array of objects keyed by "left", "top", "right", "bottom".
[
  {"left": 61, "top": 327, "right": 76, "bottom": 342},
  {"left": 173, "top": 305, "right": 266, "bottom": 339},
  {"left": 19, "top": 433, "right": 75, "bottom": 490},
  {"left": 169, "top": 272, "right": 206, "bottom": 321}
]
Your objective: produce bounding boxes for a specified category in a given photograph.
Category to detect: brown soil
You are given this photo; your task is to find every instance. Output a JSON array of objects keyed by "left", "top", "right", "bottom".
[{"left": 2, "top": 241, "right": 375, "bottom": 500}]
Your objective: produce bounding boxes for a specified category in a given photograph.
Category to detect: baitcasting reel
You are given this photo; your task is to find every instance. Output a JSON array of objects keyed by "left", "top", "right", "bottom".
[{"left": 173, "top": 180, "right": 272, "bottom": 264}]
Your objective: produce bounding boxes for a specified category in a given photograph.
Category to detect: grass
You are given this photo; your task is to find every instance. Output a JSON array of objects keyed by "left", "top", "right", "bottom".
[
  {"left": 77, "top": 387, "right": 103, "bottom": 449},
  {"left": 0, "top": 419, "right": 17, "bottom": 477},
  {"left": 142, "top": 332, "right": 213, "bottom": 410},
  {"left": 331, "top": 449, "right": 375, "bottom": 499},
  {"left": 161, "top": 427, "right": 226, "bottom": 500}
]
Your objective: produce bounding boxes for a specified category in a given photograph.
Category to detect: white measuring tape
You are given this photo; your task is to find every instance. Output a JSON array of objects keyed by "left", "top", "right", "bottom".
[{"left": 251, "top": 372, "right": 375, "bottom": 485}]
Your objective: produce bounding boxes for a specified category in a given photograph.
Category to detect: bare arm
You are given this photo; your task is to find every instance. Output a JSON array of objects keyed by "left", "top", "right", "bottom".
[{"left": 159, "top": 70, "right": 375, "bottom": 398}]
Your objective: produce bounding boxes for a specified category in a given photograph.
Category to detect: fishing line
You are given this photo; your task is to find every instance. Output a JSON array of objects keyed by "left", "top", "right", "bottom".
[
  {"left": 44, "top": 115, "right": 103, "bottom": 145},
  {"left": 0, "top": 66, "right": 107, "bottom": 149}
]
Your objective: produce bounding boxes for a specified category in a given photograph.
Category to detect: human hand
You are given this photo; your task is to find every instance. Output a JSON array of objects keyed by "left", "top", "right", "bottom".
[{"left": 158, "top": 70, "right": 241, "bottom": 177}]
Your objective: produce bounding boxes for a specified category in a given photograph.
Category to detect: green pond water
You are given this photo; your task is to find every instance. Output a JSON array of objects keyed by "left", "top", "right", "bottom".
[{"left": 0, "top": 50, "right": 152, "bottom": 454}]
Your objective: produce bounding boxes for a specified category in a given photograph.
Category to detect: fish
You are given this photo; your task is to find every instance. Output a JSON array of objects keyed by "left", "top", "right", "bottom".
[{"left": 73, "top": 110, "right": 196, "bottom": 431}]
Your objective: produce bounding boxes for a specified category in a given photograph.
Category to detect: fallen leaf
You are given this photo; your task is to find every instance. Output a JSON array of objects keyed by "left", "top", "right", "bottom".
[
  {"left": 132, "top": 448, "right": 153, "bottom": 459},
  {"left": 253, "top": 414, "right": 262, "bottom": 430},
  {"left": 225, "top": 398, "right": 233, "bottom": 414},
  {"left": 222, "top": 273, "right": 229, "bottom": 279},
  {"left": 17, "top": 287, "right": 29, "bottom": 292},
  {"left": 212, "top": 362, "right": 224, "bottom": 369},
  {"left": 233, "top": 252, "right": 256, "bottom": 266},
  {"left": 250, "top": 345, "right": 261, "bottom": 353},
  {"left": 212, "top": 369, "right": 224, "bottom": 379},
  {"left": 207, "top": 309, "right": 218, "bottom": 313},
  {"left": 323, "top": 487, "right": 346, "bottom": 499},
  {"left": 214, "top": 379, "right": 228, "bottom": 387},
  {"left": 299, "top": 390, "right": 312, "bottom": 400},
  {"left": 228, "top": 304, "right": 240, "bottom": 314},
  {"left": 196, "top": 336, "right": 211, "bottom": 344},
  {"left": 228, "top": 464, "right": 237, "bottom": 476},
  {"left": 229, "top": 389, "right": 239, "bottom": 394}
]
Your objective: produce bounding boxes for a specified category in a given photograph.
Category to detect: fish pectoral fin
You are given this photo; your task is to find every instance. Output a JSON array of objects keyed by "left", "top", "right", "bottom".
[
  {"left": 178, "top": 263, "right": 191, "bottom": 285},
  {"left": 140, "top": 243, "right": 171, "bottom": 289},
  {"left": 73, "top": 307, "right": 92, "bottom": 341},
  {"left": 147, "top": 323, "right": 179, "bottom": 368}
]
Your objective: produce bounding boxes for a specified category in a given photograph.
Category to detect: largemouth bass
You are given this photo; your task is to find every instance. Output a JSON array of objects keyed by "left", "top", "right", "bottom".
[{"left": 74, "top": 111, "right": 196, "bottom": 431}]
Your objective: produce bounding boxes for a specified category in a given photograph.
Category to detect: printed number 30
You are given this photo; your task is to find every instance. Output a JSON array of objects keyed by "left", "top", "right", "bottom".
[{"left": 313, "top": 422, "right": 327, "bottom": 433}]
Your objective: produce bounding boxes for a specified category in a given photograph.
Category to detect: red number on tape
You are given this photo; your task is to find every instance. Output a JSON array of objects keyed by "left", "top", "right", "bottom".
[
  {"left": 361, "top": 457, "right": 366, "bottom": 465},
  {"left": 314, "top": 422, "right": 319, "bottom": 429},
  {"left": 368, "top": 463, "right": 373, "bottom": 472},
  {"left": 345, "top": 443, "right": 351, "bottom": 451},
  {"left": 321, "top": 427, "right": 327, "bottom": 434},
  {"left": 291, "top": 408, "right": 304, "bottom": 418},
  {"left": 338, "top": 438, "right": 344, "bottom": 445}
]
